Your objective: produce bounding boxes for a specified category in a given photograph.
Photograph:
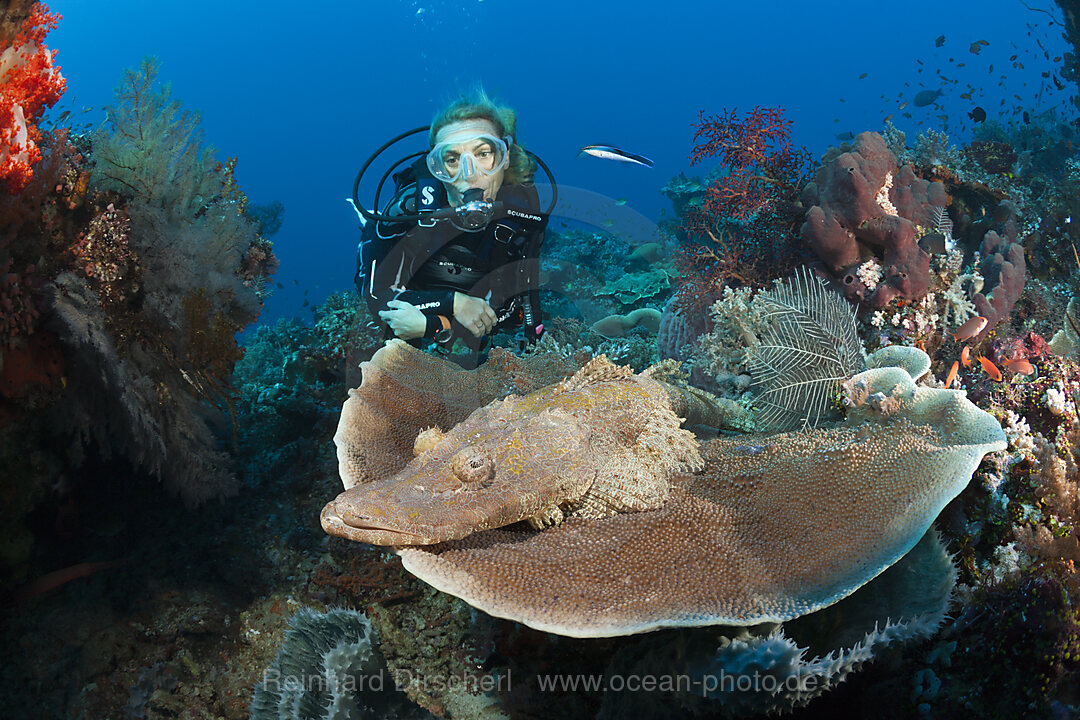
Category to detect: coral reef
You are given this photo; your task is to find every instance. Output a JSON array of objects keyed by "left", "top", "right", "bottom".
[
  {"left": 670, "top": 106, "right": 811, "bottom": 301},
  {"left": 7, "top": 17, "right": 1080, "bottom": 719},
  {"left": 0, "top": 49, "right": 280, "bottom": 607}
]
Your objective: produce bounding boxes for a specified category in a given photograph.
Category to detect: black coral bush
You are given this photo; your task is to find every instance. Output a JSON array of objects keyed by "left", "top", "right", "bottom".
[{"left": 37, "top": 57, "right": 277, "bottom": 504}]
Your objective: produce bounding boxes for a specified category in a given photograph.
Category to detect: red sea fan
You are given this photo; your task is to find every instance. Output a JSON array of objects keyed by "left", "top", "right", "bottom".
[
  {"left": 0, "top": 2, "right": 65, "bottom": 194},
  {"left": 686, "top": 106, "right": 811, "bottom": 225}
]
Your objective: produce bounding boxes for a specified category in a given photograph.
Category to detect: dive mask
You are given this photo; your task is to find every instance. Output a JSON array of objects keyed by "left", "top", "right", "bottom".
[{"left": 426, "top": 133, "right": 512, "bottom": 182}]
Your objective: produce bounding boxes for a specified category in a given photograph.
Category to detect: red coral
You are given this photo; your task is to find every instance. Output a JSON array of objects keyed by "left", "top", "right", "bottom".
[
  {"left": 686, "top": 106, "right": 811, "bottom": 225},
  {"left": 0, "top": 2, "right": 66, "bottom": 194},
  {"left": 674, "top": 107, "right": 812, "bottom": 296}
]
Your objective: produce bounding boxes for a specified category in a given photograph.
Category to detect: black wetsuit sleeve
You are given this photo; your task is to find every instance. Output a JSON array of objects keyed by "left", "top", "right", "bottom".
[
  {"left": 356, "top": 231, "right": 454, "bottom": 316},
  {"left": 354, "top": 185, "right": 454, "bottom": 337}
]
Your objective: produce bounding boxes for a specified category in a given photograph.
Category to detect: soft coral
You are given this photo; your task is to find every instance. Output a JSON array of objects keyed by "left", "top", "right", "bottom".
[{"left": 0, "top": 2, "right": 65, "bottom": 194}]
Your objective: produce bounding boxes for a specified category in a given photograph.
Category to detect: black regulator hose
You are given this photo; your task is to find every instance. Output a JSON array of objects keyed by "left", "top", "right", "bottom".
[{"left": 352, "top": 125, "right": 429, "bottom": 221}]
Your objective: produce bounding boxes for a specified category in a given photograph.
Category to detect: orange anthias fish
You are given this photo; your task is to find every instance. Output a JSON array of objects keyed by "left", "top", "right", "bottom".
[
  {"left": 961, "top": 346, "right": 972, "bottom": 367},
  {"left": 1006, "top": 358, "right": 1035, "bottom": 375},
  {"left": 953, "top": 316, "right": 989, "bottom": 341},
  {"left": 978, "top": 356, "right": 1003, "bottom": 381},
  {"left": 945, "top": 360, "right": 960, "bottom": 388}
]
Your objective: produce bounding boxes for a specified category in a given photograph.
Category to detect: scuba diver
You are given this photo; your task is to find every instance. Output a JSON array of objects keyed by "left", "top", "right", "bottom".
[{"left": 352, "top": 92, "right": 554, "bottom": 368}]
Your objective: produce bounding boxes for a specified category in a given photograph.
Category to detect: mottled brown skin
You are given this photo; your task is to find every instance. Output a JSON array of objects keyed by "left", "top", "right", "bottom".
[{"left": 321, "top": 357, "right": 702, "bottom": 546}]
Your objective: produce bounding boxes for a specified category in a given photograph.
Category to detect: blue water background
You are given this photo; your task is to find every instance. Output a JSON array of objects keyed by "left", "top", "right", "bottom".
[{"left": 47, "top": 0, "right": 1075, "bottom": 326}]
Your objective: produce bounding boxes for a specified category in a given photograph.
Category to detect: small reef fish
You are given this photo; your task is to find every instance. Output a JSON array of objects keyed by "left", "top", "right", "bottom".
[
  {"left": 969, "top": 106, "right": 987, "bottom": 123},
  {"left": 945, "top": 361, "right": 959, "bottom": 389},
  {"left": 1006, "top": 358, "right": 1035, "bottom": 375},
  {"left": 952, "top": 315, "right": 988, "bottom": 341},
  {"left": 961, "top": 346, "right": 972, "bottom": 367},
  {"left": 936, "top": 35, "right": 946, "bottom": 47},
  {"left": 14, "top": 559, "right": 128, "bottom": 603},
  {"left": 913, "top": 89, "right": 944, "bottom": 107},
  {"left": 579, "top": 145, "right": 654, "bottom": 168},
  {"left": 978, "top": 356, "right": 1003, "bottom": 382}
]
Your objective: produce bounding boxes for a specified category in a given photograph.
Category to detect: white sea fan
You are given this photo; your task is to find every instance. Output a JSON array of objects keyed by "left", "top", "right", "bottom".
[
  {"left": 748, "top": 267, "right": 866, "bottom": 431},
  {"left": 927, "top": 205, "right": 955, "bottom": 250}
]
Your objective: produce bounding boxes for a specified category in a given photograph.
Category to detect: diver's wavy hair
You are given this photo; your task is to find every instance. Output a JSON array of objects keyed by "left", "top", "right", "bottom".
[{"left": 429, "top": 89, "right": 536, "bottom": 186}]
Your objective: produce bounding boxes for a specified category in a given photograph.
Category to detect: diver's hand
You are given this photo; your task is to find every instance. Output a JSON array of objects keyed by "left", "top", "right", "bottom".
[
  {"left": 454, "top": 292, "right": 497, "bottom": 338},
  {"left": 379, "top": 299, "right": 427, "bottom": 340}
]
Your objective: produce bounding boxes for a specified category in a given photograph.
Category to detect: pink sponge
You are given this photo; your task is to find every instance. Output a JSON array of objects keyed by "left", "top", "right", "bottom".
[{"left": 801, "top": 132, "right": 946, "bottom": 308}]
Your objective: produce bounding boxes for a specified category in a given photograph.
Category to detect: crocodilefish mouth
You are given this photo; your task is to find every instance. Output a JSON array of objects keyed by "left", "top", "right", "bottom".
[{"left": 319, "top": 501, "right": 439, "bottom": 546}]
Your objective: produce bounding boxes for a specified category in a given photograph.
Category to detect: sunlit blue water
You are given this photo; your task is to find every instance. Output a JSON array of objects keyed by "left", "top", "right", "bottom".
[{"left": 48, "top": 0, "right": 1075, "bottom": 326}]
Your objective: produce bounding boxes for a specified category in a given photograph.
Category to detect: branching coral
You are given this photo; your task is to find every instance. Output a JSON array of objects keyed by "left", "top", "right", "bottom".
[
  {"left": 89, "top": 58, "right": 221, "bottom": 220},
  {"left": 0, "top": 2, "right": 65, "bottom": 194},
  {"left": 674, "top": 107, "right": 811, "bottom": 295},
  {"left": 686, "top": 106, "right": 811, "bottom": 223}
]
